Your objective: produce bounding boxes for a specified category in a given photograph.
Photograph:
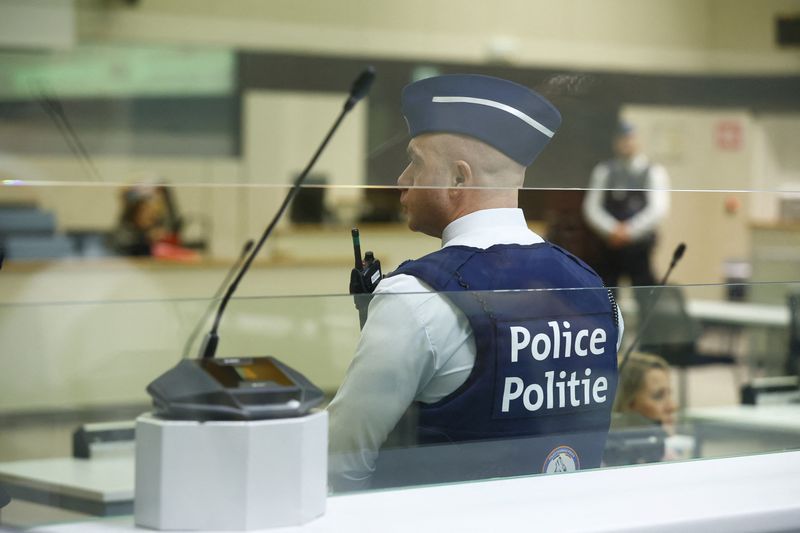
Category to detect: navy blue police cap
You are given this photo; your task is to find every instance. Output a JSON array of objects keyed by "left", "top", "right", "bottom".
[{"left": 401, "top": 74, "right": 561, "bottom": 167}]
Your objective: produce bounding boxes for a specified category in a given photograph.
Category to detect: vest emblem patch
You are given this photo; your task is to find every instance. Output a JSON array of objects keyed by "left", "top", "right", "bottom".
[{"left": 542, "top": 445, "right": 580, "bottom": 473}]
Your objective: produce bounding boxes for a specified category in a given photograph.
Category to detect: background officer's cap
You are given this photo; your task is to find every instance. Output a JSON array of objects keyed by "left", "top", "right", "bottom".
[
  {"left": 401, "top": 74, "right": 561, "bottom": 167},
  {"left": 615, "top": 120, "right": 636, "bottom": 137}
]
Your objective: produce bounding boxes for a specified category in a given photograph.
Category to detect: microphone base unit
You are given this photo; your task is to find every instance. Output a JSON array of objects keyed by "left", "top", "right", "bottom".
[
  {"left": 146, "top": 356, "right": 325, "bottom": 421},
  {"left": 134, "top": 410, "right": 327, "bottom": 530}
]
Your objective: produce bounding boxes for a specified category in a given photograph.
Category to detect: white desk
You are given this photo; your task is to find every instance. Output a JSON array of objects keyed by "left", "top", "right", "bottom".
[
  {"left": 686, "top": 404, "right": 800, "bottom": 458},
  {"left": 688, "top": 404, "right": 800, "bottom": 432},
  {"left": 618, "top": 296, "right": 789, "bottom": 328},
  {"left": 5, "top": 405, "right": 800, "bottom": 531},
  {"left": 29, "top": 451, "right": 800, "bottom": 533},
  {"left": 686, "top": 299, "right": 789, "bottom": 328},
  {"left": 0, "top": 456, "right": 133, "bottom": 516}
]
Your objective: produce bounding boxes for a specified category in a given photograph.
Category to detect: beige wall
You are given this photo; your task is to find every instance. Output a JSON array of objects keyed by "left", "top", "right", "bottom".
[
  {"left": 74, "top": 0, "right": 800, "bottom": 74},
  {"left": 0, "top": 0, "right": 75, "bottom": 51},
  {"left": 750, "top": 114, "right": 800, "bottom": 223},
  {"left": 240, "top": 90, "right": 367, "bottom": 258}
]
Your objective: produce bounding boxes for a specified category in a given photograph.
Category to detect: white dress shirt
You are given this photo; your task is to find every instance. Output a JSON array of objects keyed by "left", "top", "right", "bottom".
[
  {"left": 327, "top": 208, "right": 624, "bottom": 488},
  {"left": 582, "top": 154, "right": 670, "bottom": 242}
]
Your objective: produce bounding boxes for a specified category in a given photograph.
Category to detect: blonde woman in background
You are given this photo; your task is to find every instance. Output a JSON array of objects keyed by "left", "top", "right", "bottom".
[{"left": 614, "top": 352, "right": 677, "bottom": 434}]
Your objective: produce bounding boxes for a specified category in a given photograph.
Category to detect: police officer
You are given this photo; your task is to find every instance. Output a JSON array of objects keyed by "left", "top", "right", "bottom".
[
  {"left": 328, "top": 74, "right": 622, "bottom": 491},
  {"left": 582, "top": 121, "right": 671, "bottom": 297}
]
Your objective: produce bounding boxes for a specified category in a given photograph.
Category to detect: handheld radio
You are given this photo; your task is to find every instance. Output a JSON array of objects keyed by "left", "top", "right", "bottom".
[{"left": 349, "top": 228, "right": 382, "bottom": 329}]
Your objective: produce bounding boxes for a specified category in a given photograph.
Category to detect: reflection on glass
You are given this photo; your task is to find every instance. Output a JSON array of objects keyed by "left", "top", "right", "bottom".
[
  {"left": 329, "top": 285, "right": 620, "bottom": 491},
  {"left": 326, "top": 283, "right": 800, "bottom": 492},
  {"left": 0, "top": 285, "right": 798, "bottom": 427}
]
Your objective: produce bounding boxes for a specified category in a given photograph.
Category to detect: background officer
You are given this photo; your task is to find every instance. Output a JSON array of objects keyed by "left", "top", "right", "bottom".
[
  {"left": 328, "top": 74, "right": 623, "bottom": 491},
  {"left": 582, "top": 121, "right": 671, "bottom": 300}
]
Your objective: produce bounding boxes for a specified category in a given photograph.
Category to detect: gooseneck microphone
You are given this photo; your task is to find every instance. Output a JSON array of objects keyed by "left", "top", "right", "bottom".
[
  {"left": 668, "top": 242, "right": 686, "bottom": 272},
  {"left": 345, "top": 68, "right": 377, "bottom": 111},
  {"left": 181, "top": 239, "right": 254, "bottom": 359},
  {"left": 618, "top": 242, "right": 687, "bottom": 373},
  {"left": 199, "top": 66, "right": 376, "bottom": 359}
]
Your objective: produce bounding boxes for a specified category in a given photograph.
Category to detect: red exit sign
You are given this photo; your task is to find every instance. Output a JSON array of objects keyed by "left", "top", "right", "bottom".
[{"left": 715, "top": 120, "right": 743, "bottom": 152}]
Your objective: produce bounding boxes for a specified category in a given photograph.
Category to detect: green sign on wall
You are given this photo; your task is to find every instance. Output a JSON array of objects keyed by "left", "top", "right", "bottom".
[{"left": 0, "top": 45, "right": 234, "bottom": 100}]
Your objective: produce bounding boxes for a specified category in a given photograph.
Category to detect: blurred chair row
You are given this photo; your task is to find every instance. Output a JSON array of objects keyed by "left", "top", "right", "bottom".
[{"left": 0, "top": 203, "right": 110, "bottom": 260}]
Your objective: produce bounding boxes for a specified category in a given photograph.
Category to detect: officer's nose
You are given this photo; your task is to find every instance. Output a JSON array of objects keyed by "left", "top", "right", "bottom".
[{"left": 397, "top": 165, "right": 411, "bottom": 189}]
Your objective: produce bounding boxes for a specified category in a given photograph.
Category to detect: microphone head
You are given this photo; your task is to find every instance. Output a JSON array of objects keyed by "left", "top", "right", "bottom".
[
  {"left": 345, "top": 66, "right": 376, "bottom": 111},
  {"left": 674, "top": 243, "right": 686, "bottom": 262}
]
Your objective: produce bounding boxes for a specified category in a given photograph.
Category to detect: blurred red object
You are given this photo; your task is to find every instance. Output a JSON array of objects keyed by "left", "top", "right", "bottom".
[{"left": 152, "top": 241, "right": 200, "bottom": 262}]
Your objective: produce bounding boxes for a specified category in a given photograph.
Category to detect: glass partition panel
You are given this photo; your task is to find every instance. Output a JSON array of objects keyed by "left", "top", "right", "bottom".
[
  {"left": 1, "top": 281, "right": 798, "bottom": 509},
  {"left": 325, "top": 283, "right": 800, "bottom": 492}
]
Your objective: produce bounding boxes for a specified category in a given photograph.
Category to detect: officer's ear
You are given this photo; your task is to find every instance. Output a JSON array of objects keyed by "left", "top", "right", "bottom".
[{"left": 453, "top": 160, "right": 471, "bottom": 188}]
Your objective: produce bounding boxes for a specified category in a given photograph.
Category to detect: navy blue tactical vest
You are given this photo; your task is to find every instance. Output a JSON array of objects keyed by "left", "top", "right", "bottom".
[
  {"left": 372, "top": 243, "right": 619, "bottom": 487},
  {"left": 602, "top": 160, "right": 651, "bottom": 222}
]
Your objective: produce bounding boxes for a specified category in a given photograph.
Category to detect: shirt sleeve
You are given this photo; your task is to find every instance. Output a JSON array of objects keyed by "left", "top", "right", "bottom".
[
  {"left": 625, "top": 164, "right": 671, "bottom": 241},
  {"left": 327, "top": 277, "right": 439, "bottom": 491},
  {"left": 582, "top": 163, "right": 619, "bottom": 239}
]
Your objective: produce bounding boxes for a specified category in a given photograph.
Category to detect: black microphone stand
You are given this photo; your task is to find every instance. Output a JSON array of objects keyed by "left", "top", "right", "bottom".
[
  {"left": 181, "top": 239, "right": 254, "bottom": 359},
  {"left": 199, "top": 67, "right": 376, "bottom": 359},
  {"left": 618, "top": 243, "right": 686, "bottom": 374},
  {"left": 146, "top": 67, "right": 376, "bottom": 422}
]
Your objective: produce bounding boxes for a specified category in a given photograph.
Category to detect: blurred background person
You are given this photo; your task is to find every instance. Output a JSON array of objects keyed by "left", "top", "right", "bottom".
[
  {"left": 606, "top": 352, "right": 698, "bottom": 466},
  {"left": 582, "top": 121, "right": 670, "bottom": 304},
  {"left": 110, "top": 185, "right": 167, "bottom": 256},
  {"left": 614, "top": 352, "right": 677, "bottom": 434},
  {"left": 109, "top": 184, "right": 194, "bottom": 259}
]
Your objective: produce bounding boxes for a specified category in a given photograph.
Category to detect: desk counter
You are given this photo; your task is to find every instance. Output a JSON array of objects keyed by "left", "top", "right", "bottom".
[{"left": 26, "top": 450, "right": 800, "bottom": 533}]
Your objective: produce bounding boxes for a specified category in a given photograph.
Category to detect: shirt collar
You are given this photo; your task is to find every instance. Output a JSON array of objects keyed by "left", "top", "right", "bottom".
[
  {"left": 441, "top": 208, "right": 532, "bottom": 248},
  {"left": 625, "top": 153, "right": 649, "bottom": 172}
]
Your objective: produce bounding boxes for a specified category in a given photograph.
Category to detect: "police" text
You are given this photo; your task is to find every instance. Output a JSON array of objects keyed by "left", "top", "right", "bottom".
[{"left": 509, "top": 320, "right": 606, "bottom": 362}]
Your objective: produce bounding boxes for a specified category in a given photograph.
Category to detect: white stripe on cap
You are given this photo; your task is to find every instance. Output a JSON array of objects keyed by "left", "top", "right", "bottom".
[{"left": 432, "top": 96, "right": 554, "bottom": 138}]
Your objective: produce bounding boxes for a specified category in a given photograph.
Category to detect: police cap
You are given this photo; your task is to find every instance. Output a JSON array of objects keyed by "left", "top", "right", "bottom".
[{"left": 401, "top": 74, "right": 561, "bottom": 167}]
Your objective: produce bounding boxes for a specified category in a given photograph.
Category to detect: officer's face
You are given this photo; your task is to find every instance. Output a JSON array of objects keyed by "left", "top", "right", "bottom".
[
  {"left": 629, "top": 368, "right": 676, "bottom": 428},
  {"left": 397, "top": 135, "right": 454, "bottom": 238},
  {"left": 613, "top": 133, "right": 638, "bottom": 159}
]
